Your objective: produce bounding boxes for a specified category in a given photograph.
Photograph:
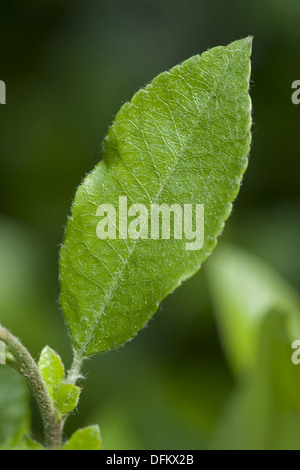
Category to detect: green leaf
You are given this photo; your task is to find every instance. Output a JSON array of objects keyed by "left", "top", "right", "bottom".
[
  {"left": 16, "top": 436, "right": 44, "bottom": 450},
  {"left": 63, "top": 426, "right": 102, "bottom": 450},
  {"left": 0, "top": 367, "right": 30, "bottom": 449},
  {"left": 38, "top": 346, "right": 81, "bottom": 415},
  {"left": 60, "top": 37, "right": 253, "bottom": 356},
  {"left": 207, "top": 244, "right": 300, "bottom": 376}
]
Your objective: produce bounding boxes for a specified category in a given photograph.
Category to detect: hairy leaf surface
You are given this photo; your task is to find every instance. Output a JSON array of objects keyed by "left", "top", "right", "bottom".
[
  {"left": 38, "top": 347, "right": 81, "bottom": 415},
  {"left": 60, "top": 38, "right": 252, "bottom": 356}
]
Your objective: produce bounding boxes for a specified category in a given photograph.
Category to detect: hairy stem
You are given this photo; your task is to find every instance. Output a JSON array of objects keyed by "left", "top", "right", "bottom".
[
  {"left": 0, "top": 325, "right": 62, "bottom": 448},
  {"left": 66, "top": 350, "right": 85, "bottom": 386}
]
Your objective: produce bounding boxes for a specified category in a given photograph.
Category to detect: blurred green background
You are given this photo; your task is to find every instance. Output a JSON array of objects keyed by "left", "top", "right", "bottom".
[{"left": 1, "top": 0, "right": 300, "bottom": 450}]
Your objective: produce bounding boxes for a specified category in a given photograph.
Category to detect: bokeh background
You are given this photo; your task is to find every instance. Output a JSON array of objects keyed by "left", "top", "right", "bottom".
[{"left": 1, "top": 0, "right": 300, "bottom": 450}]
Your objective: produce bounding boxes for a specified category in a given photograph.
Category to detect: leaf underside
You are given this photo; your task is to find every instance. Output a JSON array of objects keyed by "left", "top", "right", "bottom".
[{"left": 60, "top": 37, "right": 253, "bottom": 356}]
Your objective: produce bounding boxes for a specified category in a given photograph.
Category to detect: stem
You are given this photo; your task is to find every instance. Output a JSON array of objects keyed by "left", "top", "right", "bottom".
[
  {"left": 0, "top": 325, "right": 62, "bottom": 448},
  {"left": 66, "top": 349, "right": 85, "bottom": 386}
]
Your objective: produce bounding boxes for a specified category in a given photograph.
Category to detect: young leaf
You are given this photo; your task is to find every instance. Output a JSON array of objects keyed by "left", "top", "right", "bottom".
[
  {"left": 60, "top": 37, "right": 253, "bottom": 356},
  {"left": 63, "top": 425, "right": 102, "bottom": 451},
  {"left": 38, "top": 346, "right": 81, "bottom": 415}
]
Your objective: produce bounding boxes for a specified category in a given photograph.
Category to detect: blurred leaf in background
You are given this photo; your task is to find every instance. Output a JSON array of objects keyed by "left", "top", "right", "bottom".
[
  {"left": 207, "top": 244, "right": 300, "bottom": 376},
  {"left": 208, "top": 245, "right": 300, "bottom": 450},
  {"left": 0, "top": 368, "right": 30, "bottom": 450}
]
